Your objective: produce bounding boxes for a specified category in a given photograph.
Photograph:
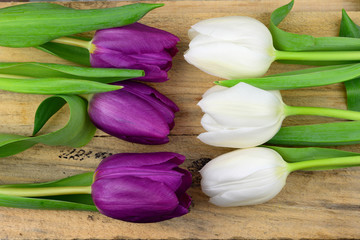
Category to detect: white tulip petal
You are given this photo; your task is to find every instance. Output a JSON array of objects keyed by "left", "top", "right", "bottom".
[
  {"left": 190, "top": 16, "right": 273, "bottom": 48},
  {"left": 208, "top": 175, "right": 286, "bottom": 207},
  {"left": 202, "top": 85, "right": 228, "bottom": 98},
  {"left": 188, "top": 34, "right": 224, "bottom": 48},
  {"left": 200, "top": 148, "right": 289, "bottom": 207},
  {"left": 200, "top": 114, "right": 224, "bottom": 132},
  {"left": 200, "top": 148, "right": 285, "bottom": 184},
  {"left": 188, "top": 28, "right": 199, "bottom": 40},
  {"left": 198, "top": 115, "right": 284, "bottom": 148},
  {"left": 184, "top": 42, "right": 274, "bottom": 79},
  {"left": 198, "top": 83, "right": 284, "bottom": 127}
]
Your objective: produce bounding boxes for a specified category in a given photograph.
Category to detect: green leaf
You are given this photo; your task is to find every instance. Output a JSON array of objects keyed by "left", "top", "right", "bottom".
[
  {"left": 339, "top": 10, "right": 360, "bottom": 111},
  {"left": 340, "top": 9, "right": 360, "bottom": 38},
  {"left": 344, "top": 79, "right": 360, "bottom": 111},
  {"left": 216, "top": 63, "right": 360, "bottom": 90},
  {"left": 0, "top": 172, "right": 94, "bottom": 189},
  {"left": 32, "top": 97, "right": 66, "bottom": 135},
  {"left": 265, "top": 145, "right": 360, "bottom": 170},
  {"left": 0, "top": 95, "right": 96, "bottom": 157},
  {"left": 270, "top": 0, "right": 360, "bottom": 51},
  {"left": 0, "top": 194, "right": 97, "bottom": 211},
  {"left": 0, "top": 172, "right": 96, "bottom": 208},
  {"left": 0, "top": 173, "right": 96, "bottom": 210},
  {"left": 36, "top": 36, "right": 91, "bottom": 66},
  {"left": 0, "top": 2, "right": 163, "bottom": 47},
  {"left": 268, "top": 121, "right": 360, "bottom": 146},
  {"left": 0, "top": 62, "right": 145, "bottom": 95},
  {"left": 0, "top": 62, "right": 143, "bottom": 83},
  {"left": 0, "top": 77, "right": 122, "bottom": 95}
]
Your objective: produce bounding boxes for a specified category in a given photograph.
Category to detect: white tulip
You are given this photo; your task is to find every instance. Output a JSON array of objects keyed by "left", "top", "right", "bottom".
[
  {"left": 184, "top": 16, "right": 276, "bottom": 79},
  {"left": 200, "top": 147, "right": 290, "bottom": 207},
  {"left": 198, "top": 82, "right": 285, "bottom": 148}
]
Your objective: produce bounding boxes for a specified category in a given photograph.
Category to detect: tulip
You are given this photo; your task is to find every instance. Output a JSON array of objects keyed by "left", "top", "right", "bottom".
[
  {"left": 184, "top": 16, "right": 275, "bottom": 79},
  {"left": 200, "top": 147, "right": 289, "bottom": 206},
  {"left": 200, "top": 147, "right": 360, "bottom": 207},
  {"left": 0, "top": 152, "right": 192, "bottom": 223},
  {"left": 184, "top": 16, "right": 360, "bottom": 79},
  {"left": 88, "top": 80, "right": 179, "bottom": 145},
  {"left": 198, "top": 83, "right": 285, "bottom": 148},
  {"left": 92, "top": 152, "right": 192, "bottom": 222},
  {"left": 198, "top": 82, "right": 360, "bottom": 148},
  {"left": 52, "top": 23, "right": 180, "bottom": 82}
]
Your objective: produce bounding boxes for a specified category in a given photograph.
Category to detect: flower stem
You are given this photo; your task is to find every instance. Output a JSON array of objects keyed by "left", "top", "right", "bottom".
[
  {"left": 0, "top": 186, "right": 92, "bottom": 197},
  {"left": 51, "top": 37, "right": 95, "bottom": 53},
  {"left": 275, "top": 50, "right": 360, "bottom": 61},
  {"left": 284, "top": 105, "right": 360, "bottom": 120},
  {"left": 288, "top": 156, "right": 360, "bottom": 172}
]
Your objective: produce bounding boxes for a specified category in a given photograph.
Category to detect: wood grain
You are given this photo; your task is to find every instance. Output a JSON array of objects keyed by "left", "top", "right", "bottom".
[{"left": 0, "top": 0, "right": 360, "bottom": 239}]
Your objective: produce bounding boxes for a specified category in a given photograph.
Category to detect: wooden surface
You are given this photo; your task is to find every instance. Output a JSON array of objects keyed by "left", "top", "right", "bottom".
[{"left": 1, "top": 0, "right": 360, "bottom": 239}]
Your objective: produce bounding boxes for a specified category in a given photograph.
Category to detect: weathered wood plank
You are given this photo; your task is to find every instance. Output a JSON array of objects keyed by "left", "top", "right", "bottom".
[{"left": 0, "top": 1, "right": 359, "bottom": 239}]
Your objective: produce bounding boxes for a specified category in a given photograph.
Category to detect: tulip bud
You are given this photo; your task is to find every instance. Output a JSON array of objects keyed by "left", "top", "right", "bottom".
[
  {"left": 92, "top": 152, "right": 192, "bottom": 223},
  {"left": 88, "top": 80, "right": 179, "bottom": 145},
  {"left": 200, "top": 147, "right": 289, "bottom": 207},
  {"left": 197, "top": 82, "right": 285, "bottom": 148},
  {"left": 184, "top": 16, "right": 276, "bottom": 79},
  {"left": 91, "top": 23, "right": 180, "bottom": 82}
]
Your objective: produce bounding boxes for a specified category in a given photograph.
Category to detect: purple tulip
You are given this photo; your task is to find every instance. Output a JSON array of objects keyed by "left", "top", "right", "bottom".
[
  {"left": 88, "top": 80, "right": 179, "bottom": 145},
  {"left": 90, "top": 23, "right": 180, "bottom": 82},
  {"left": 92, "top": 152, "right": 192, "bottom": 223}
]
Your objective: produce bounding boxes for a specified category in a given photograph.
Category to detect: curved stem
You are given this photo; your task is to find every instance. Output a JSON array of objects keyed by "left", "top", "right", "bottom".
[
  {"left": 51, "top": 37, "right": 95, "bottom": 53},
  {"left": 288, "top": 156, "right": 360, "bottom": 172},
  {"left": 284, "top": 105, "right": 360, "bottom": 120},
  {"left": 0, "top": 186, "right": 92, "bottom": 197},
  {"left": 275, "top": 50, "right": 360, "bottom": 61}
]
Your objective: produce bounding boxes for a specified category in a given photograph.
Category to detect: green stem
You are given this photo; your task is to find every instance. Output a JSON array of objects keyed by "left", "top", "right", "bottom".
[
  {"left": 284, "top": 105, "right": 360, "bottom": 120},
  {"left": 275, "top": 50, "right": 360, "bottom": 61},
  {"left": 288, "top": 156, "right": 360, "bottom": 172},
  {"left": 51, "top": 37, "right": 95, "bottom": 53},
  {"left": 0, "top": 186, "right": 92, "bottom": 197}
]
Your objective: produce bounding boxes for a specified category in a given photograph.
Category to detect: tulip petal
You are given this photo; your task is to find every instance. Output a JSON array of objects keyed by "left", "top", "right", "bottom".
[
  {"left": 201, "top": 85, "right": 228, "bottom": 98},
  {"left": 189, "top": 16, "right": 273, "bottom": 45},
  {"left": 88, "top": 81, "right": 178, "bottom": 144},
  {"left": 185, "top": 16, "right": 276, "bottom": 79},
  {"left": 184, "top": 41, "right": 274, "bottom": 79},
  {"left": 118, "top": 81, "right": 179, "bottom": 129},
  {"left": 198, "top": 83, "right": 284, "bottom": 127},
  {"left": 90, "top": 23, "right": 179, "bottom": 82},
  {"left": 91, "top": 48, "right": 169, "bottom": 82},
  {"left": 208, "top": 175, "right": 286, "bottom": 207},
  {"left": 89, "top": 90, "right": 170, "bottom": 142},
  {"left": 92, "top": 176, "right": 182, "bottom": 222},
  {"left": 93, "top": 23, "right": 179, "bottom": 55},
  {"left": 95, "top": 152, "right": 186, "bottom": 170},
  {"left": 198, "top": 116, "right": 284, "bottom": 148},
  {"left": 200, "top": 148, "right": 288, "bottom": 207}
]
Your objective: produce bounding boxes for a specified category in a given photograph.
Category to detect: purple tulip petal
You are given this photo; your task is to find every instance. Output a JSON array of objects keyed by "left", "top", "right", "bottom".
[
  {"left": 89, "top": 90, "right": 170, "bottom": 142},
  {"left": 92, "top": 152, "right": 191, "bottom": 223},
  {"left": 92, "top": 23, "right": 180, "bottom": 55},
  {"left": 119, "top": 81, "right": 179, "bottom": 112},
  {"left": 95, "top": 152, "right": 185, "bottom": 171},
  {"left": 175, "top": 168, "right": 193, "bottom": 195},
  {"left": 90, "top": 49, "right": 169, "bottom": 82},
  {"left": 92, "top": 176, "right": 181, "bottom": 223},
  {"left": 90, "top": 23, "right": 179, "bottom": 82},
  {"left": 88, "top": 81, "right": 178, "bottom": 144},
  {"left": 117, "top": 81, "right": 179, "bottom": 128}
]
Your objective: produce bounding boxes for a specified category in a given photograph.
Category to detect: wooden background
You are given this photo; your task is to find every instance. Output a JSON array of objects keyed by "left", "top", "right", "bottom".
[{"left": 0, "top": 0, "right": 360, "bottom": 239}]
